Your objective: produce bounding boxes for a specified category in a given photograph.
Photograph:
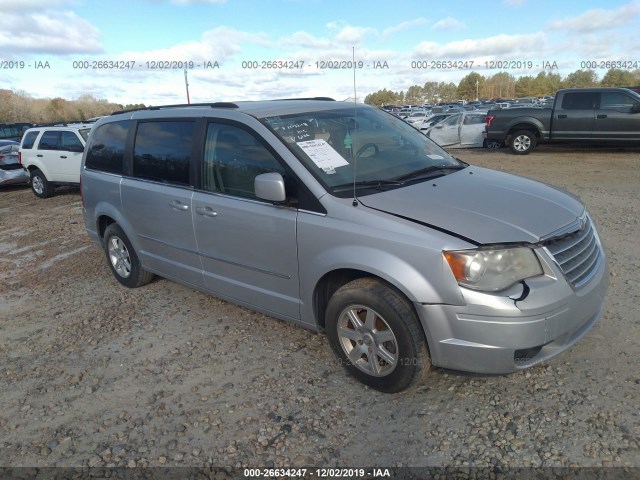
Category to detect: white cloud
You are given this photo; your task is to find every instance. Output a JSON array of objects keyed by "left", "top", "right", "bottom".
[
  {"left": 414, "top": 33, "right": 547, "bottom": 59},
  {"left": 326, "top": 21, "right": 377, "bottom": 44},
  {"left": 285, "top": 31, "right": 332, "bottom": 49},
  {"left": 169, "top": 0, "right": 226, "bottom": 4},
  {"left": 547, "top": 3, "right": 640, "bottom": 32},
  {"left": 383, "top": 18, "right": 429, "bottom": 38},
  {"left": 0, "top": 0, "right": 75, "bottom": 13},
  {"left": 432, "top": 17, "right": 466, "bottom": 31},
  {"left": 503, "top": 0, "right": 527, "bottom": 7},
  {"left": 0, "top": 10, "right": 102, "bottom": 55}
]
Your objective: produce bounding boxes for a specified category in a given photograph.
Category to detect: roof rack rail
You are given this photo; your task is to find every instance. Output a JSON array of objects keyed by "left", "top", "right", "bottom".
[
  {"left": 272, "top": 97, "right": 335, "bottom": 101},
  {"left": 32, "top": 121, "right": 95, "bottom": 127},
  {"left": 110, "top": 102, "right": 239, "bottom": 115}
]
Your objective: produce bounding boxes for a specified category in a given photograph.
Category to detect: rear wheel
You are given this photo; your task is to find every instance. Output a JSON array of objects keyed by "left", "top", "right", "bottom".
[
  {"left": 325, "top": 278, "right": 430, "bottom": 393},
  {"left": 30, "top": 169, "right": 52, "bottom": 198},
  {"left": 509, "top": 130, "right": 537, "bottom": 155},
  {"left": 103, "top": 224, "right": 153, "bottom": 288}
]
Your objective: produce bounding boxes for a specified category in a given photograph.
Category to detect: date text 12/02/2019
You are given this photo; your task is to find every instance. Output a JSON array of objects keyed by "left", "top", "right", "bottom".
[{"left": 410, "top": 60, "right": 560, "bottom": 70}]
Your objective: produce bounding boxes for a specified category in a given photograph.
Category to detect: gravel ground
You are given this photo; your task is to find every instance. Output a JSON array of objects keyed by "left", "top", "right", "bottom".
[{"left": 0, "top": 145, "right": 639, "bottom": 474}]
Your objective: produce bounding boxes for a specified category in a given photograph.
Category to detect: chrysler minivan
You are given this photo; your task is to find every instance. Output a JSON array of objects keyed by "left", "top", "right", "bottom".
[{"left": 81, "top": 99, "right": 608, "bottom": 392}]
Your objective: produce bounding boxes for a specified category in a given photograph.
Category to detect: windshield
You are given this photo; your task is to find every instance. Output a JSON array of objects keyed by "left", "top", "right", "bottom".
[{"left": 262, "top": 105, "right": 463, "bottom": 197}]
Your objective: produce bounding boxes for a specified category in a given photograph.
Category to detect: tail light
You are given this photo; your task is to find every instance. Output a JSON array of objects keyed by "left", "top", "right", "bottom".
[
  {"left": 485, "top": 115, "right": 495, "bottom": 128},
  {"left": 18, "top": 151, "right": 22, "bottom": 164}
]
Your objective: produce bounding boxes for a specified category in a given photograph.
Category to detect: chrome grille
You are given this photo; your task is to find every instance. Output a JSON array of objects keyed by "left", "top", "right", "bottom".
[{"left": 543, "top": 215, "right": 601, "bottom": 288}]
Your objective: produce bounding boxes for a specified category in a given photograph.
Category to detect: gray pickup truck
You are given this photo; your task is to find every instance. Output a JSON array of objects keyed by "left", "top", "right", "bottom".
[{"left": 484, "top": 87, "right": 640, "bottom": 154}]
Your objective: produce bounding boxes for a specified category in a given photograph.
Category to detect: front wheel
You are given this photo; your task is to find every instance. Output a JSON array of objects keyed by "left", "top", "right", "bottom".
[
  {"left": 325, "top": 278, "right": 430, "bottom": 393},
  {"left": 509, "top": 130, "right": 537, "bottom": 155},
  {"left": 103, "top": 224, "right": 153, "bottom": 288}
]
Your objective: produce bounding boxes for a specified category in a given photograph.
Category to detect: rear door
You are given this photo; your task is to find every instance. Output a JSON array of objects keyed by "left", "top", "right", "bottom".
[
  {"left": 57, "top": 131, "right": 84, "bottom": 182},
  {"left": 593, "top": 90, "right": 640, "bottom": 141},
  {"left": 553, "top": 92, "right": 597, "bottom": 140},
  {"left": 192, "top": 121, "right": 300, "bottom": 320},
  {"left": 120, "top": 119, "right": 204, "bottom": 288},
  {"left": 428, "top": 113, "right": 462, "bottom": 146},
  {"left": 459, "top": 113, "right": 487, "bottom": 147}
]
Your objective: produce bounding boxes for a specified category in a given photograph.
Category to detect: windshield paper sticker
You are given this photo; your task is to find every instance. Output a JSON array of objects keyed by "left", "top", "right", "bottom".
[
  {"left": 297, "top": 139, "right": 349, "bottom": 174},
  {"left": 427, "top": 154, "right": 445, "bottom": 160}
]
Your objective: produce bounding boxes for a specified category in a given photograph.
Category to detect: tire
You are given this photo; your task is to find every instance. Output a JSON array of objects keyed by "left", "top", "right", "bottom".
[
  {"left": 325, "top": 278, "right": 430, "bottom": 393},
  {"left": 30, "top": 169, "right": 53, "bottom": 198},
  {"left": 509, "top": 130, "right": 537, "bottom": 155},
  {"left": 103, "top": 224, "right": 153, "bottom": 288}
]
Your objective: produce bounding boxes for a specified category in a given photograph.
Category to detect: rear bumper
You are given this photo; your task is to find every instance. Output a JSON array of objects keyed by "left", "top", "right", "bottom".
[
  {"left": 416, "top": 245, "right": 608, "bottom": 374},
  {"left": 0, "top": 168, "right": 29, "bottom": 185}
]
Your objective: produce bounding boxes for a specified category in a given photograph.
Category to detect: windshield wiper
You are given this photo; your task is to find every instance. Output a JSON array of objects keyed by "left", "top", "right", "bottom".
[
  {"left": 394, "top": 164, "right": 466, "bottom": 182},
  {"left": 331, "top": 179, "right": 405, "bottom": 193}
]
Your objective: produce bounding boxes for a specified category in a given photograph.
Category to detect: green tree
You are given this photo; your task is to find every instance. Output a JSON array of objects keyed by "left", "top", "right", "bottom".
[
  {"left": 437, "top": 82, "right": 458, "bottom": 103},
  {"left": 457, "top": 72, "right": 485, "bottom": 101},
  {"left": 483, "top": 72, "right": 516, "bottom": 99},
  {"left": 422, "top": 82, "right": 440, "bottom": 104},
  {"left": 364, "top": 88, "right": 402, "bottom": 107},
  {"left": 532, "top": 71, "right": 562, "bottom": 96},
  {"left": 600, "top": 68, "right": 637, "bottom": 87},
  {"left": 405, "top": 85, "right": 424, "bottom": 105},
  {"left": 561, "top": 70, "right": 598, "bottom": 88},
  {"left": 515, "top": 76, "right": 535, "bottom": 98}
]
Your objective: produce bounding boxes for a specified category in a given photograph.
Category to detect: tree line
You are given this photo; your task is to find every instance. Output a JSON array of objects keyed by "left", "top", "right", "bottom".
[
  {"left": 364, "top": 68, "right": 640, "bottom": 106},
  {"left": 0, "top": 89, "right": 145, "bottom": 123}
]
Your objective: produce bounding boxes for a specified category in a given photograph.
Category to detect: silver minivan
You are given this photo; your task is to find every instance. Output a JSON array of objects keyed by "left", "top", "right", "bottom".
[{"left": 81, "top": 99, "right": 608, "bottom": 393}]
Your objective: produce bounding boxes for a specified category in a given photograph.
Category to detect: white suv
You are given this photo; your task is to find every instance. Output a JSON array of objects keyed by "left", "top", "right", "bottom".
[{"left": 19, "top": 125, "right": 91, "bottom": 198}]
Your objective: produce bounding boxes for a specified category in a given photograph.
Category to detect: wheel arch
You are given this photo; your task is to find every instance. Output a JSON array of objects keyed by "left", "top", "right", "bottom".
[
  {"left": 506, "top": 122, "right": 542, "bottom": 139},
  {"left": 312, "top": 269, "right": 431, "bottom": 353}
]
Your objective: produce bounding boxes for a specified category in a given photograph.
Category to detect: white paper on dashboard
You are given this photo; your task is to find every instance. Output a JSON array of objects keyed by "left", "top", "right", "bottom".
[{"left": 297, "top": 139, "right": 349, "bottom": 173}]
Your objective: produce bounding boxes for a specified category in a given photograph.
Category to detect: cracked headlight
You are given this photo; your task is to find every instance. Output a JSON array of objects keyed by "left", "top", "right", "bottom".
[{"left": 444, "top": 246, "right": 543, "bottom": 292}]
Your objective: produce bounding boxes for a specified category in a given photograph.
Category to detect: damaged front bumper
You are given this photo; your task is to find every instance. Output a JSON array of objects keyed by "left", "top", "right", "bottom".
[{"left": 415, "top": 244, "right": 609, "bottom": 374}]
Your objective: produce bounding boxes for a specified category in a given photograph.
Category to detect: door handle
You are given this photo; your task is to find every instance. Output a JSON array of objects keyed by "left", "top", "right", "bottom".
[
  {"left": 557, "top": 114, "right": 567, "bottom": 119},
  {"left": 169, "top": 200, "right": 189, "bottom": 211},
  {"left": 195, "top": 206, "right": 218, "bottom": 217},
  {"left": 596, "top": 114, "right": 607, "bottom": 119},
  {"left": 60, "top": 155, "right": 67, "bottom": 158},
  {"left": 37, "top": 154, "right": 43, "bottom": 157}
]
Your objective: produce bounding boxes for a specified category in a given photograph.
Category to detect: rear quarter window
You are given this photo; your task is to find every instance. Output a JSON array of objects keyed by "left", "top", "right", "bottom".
[
  {"left": 85, "top": 120, "right": 132, "bottom": 175},
  {"left": 21, "top": 131, "right": 40, "bottom": 149}
]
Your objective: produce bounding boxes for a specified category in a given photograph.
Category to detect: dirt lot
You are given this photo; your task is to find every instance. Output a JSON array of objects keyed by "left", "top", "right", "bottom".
[{"left": 1, "top": 145, "right": 639, "bottom": 473}]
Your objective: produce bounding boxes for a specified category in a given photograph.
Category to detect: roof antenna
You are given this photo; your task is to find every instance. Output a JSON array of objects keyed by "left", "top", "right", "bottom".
[{"left": 351, "top": 46, "right": 358, "bottom": 207}]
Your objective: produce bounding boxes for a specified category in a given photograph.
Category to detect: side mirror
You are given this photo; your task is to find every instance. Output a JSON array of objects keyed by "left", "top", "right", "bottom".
[
  {"left": 631, "top": 103, "right": 640, "bottom": 113},
  {"left": 255, "top": 172, "right": 286, "bottom": 202}
]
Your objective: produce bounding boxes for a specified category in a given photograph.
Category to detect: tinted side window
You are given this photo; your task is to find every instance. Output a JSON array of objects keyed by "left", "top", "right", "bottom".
[
  {"left": 60, "top": 131, "right": 84, "bottom": 152},
  {"left": 21, "top": 131, "right": 40, "bottom": 149},
  {"left": 86, "top": 120, "right": 131, "bottom": 174},
  {"left": 133, "top": 121, "right": 194, "bottom": 186},
  {"left": 561, "top": 92, "right": 597, "bottom": 110},
  {"left": 203, "top": 123, "right": 285, "bottom": 199},
  {"left": 600, "top": 92, "right": 636, "bottom": 113},
  {"left": 38, "top": 131, "right": 59, "bottom": 150}
]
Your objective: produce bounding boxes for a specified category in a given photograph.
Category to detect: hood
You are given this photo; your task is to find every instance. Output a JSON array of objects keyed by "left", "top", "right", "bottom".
[{"left": 358, "top": 166, "right": 584, "bottom": 244}]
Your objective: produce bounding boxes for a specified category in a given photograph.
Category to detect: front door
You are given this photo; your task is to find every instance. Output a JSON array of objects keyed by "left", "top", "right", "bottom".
[
  {"left": 593, "top": 90, "right": 640, "bottom": 141},
  {"left": 193, "top": 122, "right": 300, "bottom": 320}
]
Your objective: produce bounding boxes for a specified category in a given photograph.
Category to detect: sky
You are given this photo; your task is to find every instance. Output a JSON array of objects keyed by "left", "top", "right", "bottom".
[{"left": 1, "top": 0, "right": 639, "bottom": 105}]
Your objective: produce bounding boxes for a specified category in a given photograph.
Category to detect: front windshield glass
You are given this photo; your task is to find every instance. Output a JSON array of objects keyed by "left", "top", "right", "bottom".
[{"left": 262, "top": 105, "right": 464, "bottom": 197}]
